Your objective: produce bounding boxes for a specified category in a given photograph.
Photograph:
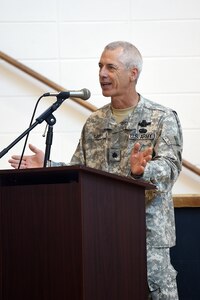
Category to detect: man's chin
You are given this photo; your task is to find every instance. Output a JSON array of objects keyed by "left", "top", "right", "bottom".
[{"left": 102, "top": 90, "right": 112, "bottom": 97}]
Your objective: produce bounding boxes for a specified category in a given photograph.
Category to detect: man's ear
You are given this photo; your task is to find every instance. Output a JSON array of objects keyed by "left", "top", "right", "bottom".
[{"left": 130, "top": 68, "right": 138, "bottom": 82}]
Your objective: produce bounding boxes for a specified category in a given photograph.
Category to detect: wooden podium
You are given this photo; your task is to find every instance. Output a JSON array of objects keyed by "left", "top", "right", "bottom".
[{"left": 0, "top": 165, "right": 153, "bottom": 300}]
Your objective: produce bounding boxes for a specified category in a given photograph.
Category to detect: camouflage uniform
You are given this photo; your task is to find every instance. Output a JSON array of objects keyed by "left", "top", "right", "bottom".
[
  {"left": 57, "top": 95, "right": 183, "bottom": 299},
  {"left": 70, "top": 95, "right": 183, "bottom": 299}
]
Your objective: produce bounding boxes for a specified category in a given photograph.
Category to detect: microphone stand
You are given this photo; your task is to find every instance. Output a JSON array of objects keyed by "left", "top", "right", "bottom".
[
  {"left": 0, "top": 95, "right": 66, "bottom": 167},
  {"left": 43, "top": 114, "right": 56, "bottom": 167}
]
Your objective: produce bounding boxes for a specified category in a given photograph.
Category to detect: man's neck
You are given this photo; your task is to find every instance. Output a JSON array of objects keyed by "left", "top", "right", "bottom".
[{"left": 111, "top": 92, "right": 139, "bottom": 109}]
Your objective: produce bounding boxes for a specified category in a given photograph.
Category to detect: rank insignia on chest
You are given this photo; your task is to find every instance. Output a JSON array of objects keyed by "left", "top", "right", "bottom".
[{"left": 108, "top": 148, "right": 121, "bottom": 162}]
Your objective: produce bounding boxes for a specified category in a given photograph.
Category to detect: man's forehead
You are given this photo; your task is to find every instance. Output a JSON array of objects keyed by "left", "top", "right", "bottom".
[{"left": 99, "top": 48, "right": 123, "bottom": 65}]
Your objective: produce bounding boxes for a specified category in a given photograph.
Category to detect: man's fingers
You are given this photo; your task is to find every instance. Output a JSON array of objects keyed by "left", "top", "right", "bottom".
[
  {"left": 145, "top": 154, "right": 152, "bottom": 162},
  {"left": 29, "top": 143, "right": 41, "bottom": 154},
  {"left": 143, "top": 147, "right": 153, "bottom": 156},
  {"left": 132, "top": 143, "right": 141, "bottom": 154},
  {"left": 132, "top": 144, "right": 152, "bottom": 156},
  {"left": 10, "top": 155, "right": 21, "bottom": 161}
]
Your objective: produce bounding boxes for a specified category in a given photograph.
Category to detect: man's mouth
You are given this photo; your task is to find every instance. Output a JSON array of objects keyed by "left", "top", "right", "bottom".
[{"left": 101, "top": 82, "right": 112, "bottom": 88}]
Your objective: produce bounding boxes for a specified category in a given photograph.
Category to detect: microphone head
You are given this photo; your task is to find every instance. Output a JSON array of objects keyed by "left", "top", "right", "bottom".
[
  {"left": 42, "top": 88, "right": 91, "bottom": 100},
  {"left": 82, "top": 88, "right": 91, "bottom": 100}
]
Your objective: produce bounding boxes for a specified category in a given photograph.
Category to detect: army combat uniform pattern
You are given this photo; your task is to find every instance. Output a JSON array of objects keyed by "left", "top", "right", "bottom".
[{"left": 70, "top": 95, "right": 183, "bottom": 299}]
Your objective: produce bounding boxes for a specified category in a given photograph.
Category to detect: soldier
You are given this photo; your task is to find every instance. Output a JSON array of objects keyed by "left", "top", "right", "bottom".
[{"left": 9, "top": 41, "right": 183, "bottom": 299}]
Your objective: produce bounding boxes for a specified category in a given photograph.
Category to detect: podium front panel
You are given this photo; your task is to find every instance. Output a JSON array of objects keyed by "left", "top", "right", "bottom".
[{"left": 0, "top": 166, "right": 149, "bottom": 300}]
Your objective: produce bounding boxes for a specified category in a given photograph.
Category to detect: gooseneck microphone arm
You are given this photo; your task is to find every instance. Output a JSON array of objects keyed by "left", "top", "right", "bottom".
[{"left": 0, "top": 94, "right": 67, "bottom": 163}]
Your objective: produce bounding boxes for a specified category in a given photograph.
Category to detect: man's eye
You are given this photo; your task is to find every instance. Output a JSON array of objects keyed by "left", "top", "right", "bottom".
[{"left": 108, "top": 65, "right": 117, "bottom": 71}]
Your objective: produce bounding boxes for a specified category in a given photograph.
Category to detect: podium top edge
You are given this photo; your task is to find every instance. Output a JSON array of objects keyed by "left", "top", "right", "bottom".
[{"left": 0, "top": 164, "right": 155, "bottom": 190}]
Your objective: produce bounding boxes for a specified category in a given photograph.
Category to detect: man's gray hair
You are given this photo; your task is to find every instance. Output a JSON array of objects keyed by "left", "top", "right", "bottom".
[{"left": 104, "top": 41, "right": 143, "bottom": 80}]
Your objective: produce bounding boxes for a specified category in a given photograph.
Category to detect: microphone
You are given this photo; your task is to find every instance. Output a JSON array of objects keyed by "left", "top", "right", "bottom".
[{"left": 43, "top": 88, "right": 91, "bottom": 100}]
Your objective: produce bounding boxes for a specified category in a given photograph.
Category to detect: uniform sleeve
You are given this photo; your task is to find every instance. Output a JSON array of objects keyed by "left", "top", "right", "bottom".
[
  {"left": 70, "top": 126, "right": 86, "bottom": 165},
  {"left": 141, "top": 110, "right": 183, "bottom": 192}
]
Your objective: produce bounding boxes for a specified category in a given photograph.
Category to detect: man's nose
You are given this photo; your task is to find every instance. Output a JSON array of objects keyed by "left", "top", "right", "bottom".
[{"left": 99, "top": 66, "right": 108, "bottom": 77}]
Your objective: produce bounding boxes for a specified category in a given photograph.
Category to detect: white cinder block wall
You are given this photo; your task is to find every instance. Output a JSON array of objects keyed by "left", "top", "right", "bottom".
[{"left": 0, "top": 0, "right": 200, "bottom": 194}]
